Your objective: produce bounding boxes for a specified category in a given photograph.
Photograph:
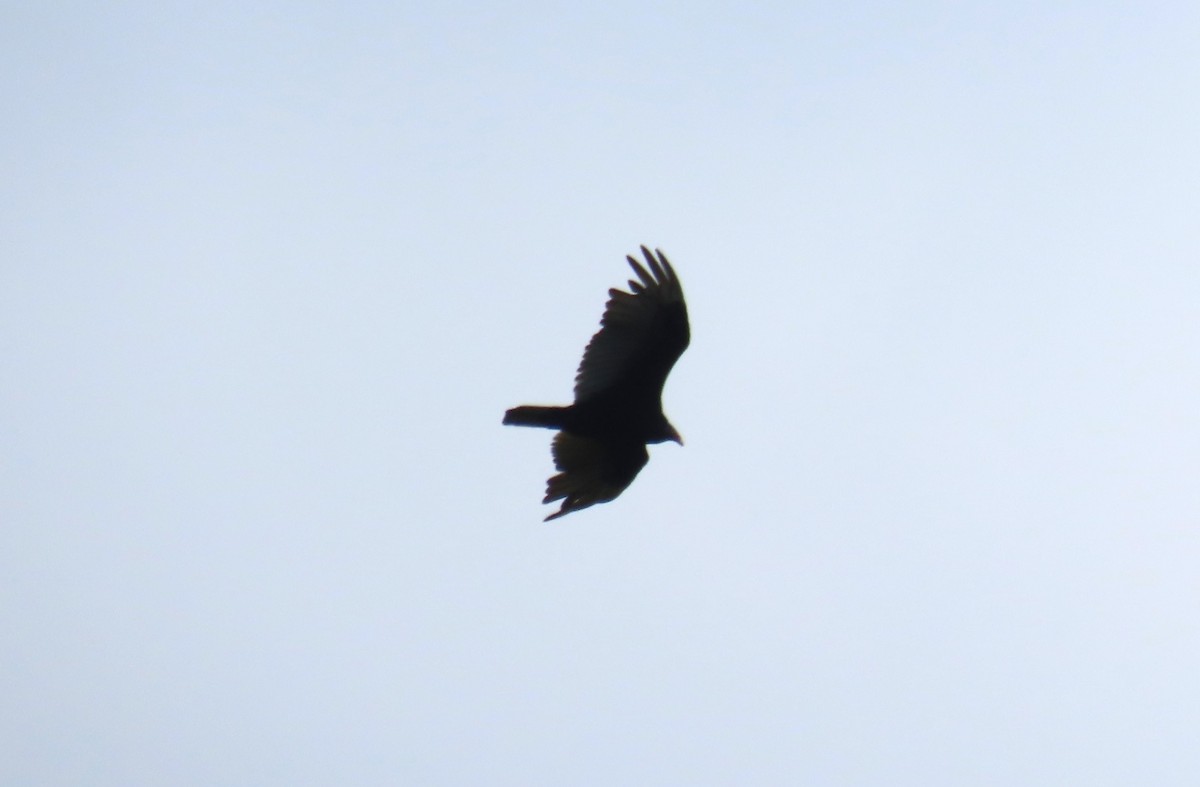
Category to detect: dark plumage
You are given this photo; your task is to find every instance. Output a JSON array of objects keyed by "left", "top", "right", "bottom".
[{"left": 504, "top": 246, "right": 690, "bottom": 521}]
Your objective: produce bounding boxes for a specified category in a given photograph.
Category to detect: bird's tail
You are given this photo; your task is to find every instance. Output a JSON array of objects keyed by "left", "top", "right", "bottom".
[{"left": 503, "top": 405, "right": 569, "bottom": 429}]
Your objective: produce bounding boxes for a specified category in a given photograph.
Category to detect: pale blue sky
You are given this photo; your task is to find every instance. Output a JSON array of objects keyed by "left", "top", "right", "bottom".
[{"left": 4, "top": 2, "right": 1199, "bottom": 784}]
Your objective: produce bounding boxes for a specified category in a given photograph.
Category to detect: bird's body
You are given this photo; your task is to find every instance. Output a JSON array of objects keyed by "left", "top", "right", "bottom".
[{"left": 504, "top": 246, "right": 690, "bottom": 521}]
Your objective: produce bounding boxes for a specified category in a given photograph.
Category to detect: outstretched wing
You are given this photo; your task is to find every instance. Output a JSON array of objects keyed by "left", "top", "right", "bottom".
[
  {"left": 542, "top": 432, "right": 649, "bottom": 521},
  {"left": 573, "top": 246, "right": 690, "bottom": 402}
]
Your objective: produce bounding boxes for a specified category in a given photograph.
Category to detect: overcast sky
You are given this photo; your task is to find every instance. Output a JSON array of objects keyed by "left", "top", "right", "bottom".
[{"left": 4, "top": 2, "right": 1199, "bottom": 784}]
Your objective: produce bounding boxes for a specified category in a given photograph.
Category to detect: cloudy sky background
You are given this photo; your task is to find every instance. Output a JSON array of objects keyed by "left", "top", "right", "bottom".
[{"left": 4, "top": 2, "right": 1199, "bottom": 784}]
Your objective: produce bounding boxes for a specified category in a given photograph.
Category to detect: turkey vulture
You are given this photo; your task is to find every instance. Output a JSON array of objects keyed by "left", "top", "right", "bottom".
[{"left": 504, "top": 246, "right": 690, "bottom": 521}]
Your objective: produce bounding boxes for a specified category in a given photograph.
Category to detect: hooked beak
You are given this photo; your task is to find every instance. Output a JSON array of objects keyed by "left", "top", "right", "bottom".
[{"left": 668, "top": 425, "right": 684, "bottom": 446}]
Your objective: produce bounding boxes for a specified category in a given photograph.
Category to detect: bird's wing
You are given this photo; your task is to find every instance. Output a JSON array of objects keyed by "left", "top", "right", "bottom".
[
  {"left": 543, "top": 432, "right": 648, "bottom": 521},
  {"left": 573, "top": 246, "right": 690, "bottom": 402}
]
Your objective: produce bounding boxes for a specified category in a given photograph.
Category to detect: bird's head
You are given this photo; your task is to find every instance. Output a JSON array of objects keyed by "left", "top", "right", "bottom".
[{"left": 650, "top": 418, "right": 684, "bottom": 446}]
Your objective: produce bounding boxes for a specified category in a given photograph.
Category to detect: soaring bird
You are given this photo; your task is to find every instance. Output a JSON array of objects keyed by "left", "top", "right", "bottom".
[{"left": 504, "top": 246, "right": 690, "bottom": 521}]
